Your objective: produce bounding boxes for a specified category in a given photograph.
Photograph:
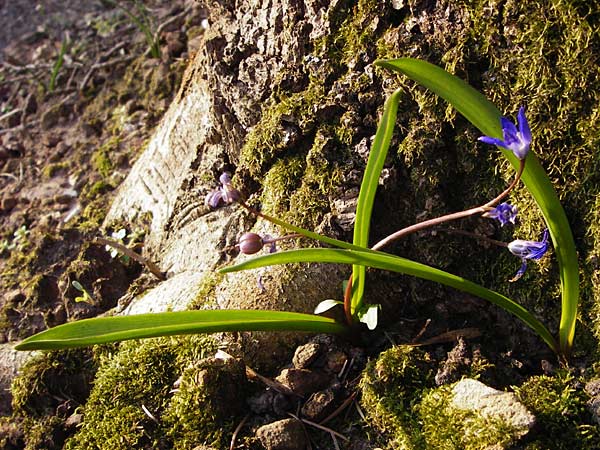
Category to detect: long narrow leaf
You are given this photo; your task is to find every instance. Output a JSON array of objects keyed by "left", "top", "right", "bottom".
[
  {"left": 351, "top": 89, "right": 402, "bottom": 317},
  {"left": 221, "top": 248, "right": 558, "bottom": 353},
  {"left": 15, "top": 310, "right": 347, "bottom": 351},
  {"left": 375, "top": 58, "right": 578, "bottom": 356}
]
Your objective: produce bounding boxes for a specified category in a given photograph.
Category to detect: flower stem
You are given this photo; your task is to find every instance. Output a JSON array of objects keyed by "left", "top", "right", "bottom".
[
  {"left": 435, "top": 228, "right": 509, "bottom": 248},
  {"left": 371, "top": 159, "right": 525, "bottom": 251}
]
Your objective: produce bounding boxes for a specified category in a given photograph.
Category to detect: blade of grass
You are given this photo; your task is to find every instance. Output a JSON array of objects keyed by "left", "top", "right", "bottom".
[
  {"left": 375, "top": 58, "right": 578, "bottom": 357},
  {"left": 48, "top": 37, "right": 68, "bottom": 93},
  {"left": 351, "top": 89, "right": 402, "bottom": 319},
  {"left": 221, "top": 248, "right": 558, "bottom": 353},
  {"left": 15, "top": 310, "right": 347, "bottom": 351}
]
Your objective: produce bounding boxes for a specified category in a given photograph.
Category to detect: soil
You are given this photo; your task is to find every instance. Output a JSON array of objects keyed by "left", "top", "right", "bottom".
[{"left": 0, "top": 0, "right": 195, "bottom": 341}]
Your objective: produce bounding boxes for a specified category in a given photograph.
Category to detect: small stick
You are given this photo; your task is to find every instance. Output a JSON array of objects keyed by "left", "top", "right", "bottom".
[
  {"left": 411, "top": 318, "right": 431, "bottom": 343},
  {"left": 229, "top": 413, "right": 249, "bottom": 450},
  {"left": 331, "top": 432, "right": 341, "bottom": 450},
  {"left": 244, "top": 366, "right": 298, "bottom": 397},
  {"left": 94, "top": 237, "right": 166, "bottom": 280},
  {"left": 409, "top": 327, "right": 482, "bottom": 347},
  {"left": 287, "top": 413, "right": 349, "bottom": 442},
  {"left": 0, "top": 108, "right": 22, "bottom": 123},
  {"left": 319, "top": 392, "right": 357, "bottom": 425},
  {"left": 141, "top": 404, "right": 159, "bottom": 423}
]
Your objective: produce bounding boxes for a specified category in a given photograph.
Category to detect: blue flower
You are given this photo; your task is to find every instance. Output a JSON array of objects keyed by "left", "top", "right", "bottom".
[
  {"left": 205, "top": 172, "right": 240, "bottom": 208},
  {"left": 478, "top": 106, "right": 532, "bottom": 160},
  {"left": 507, "top": 229, "right": 549, "bottom": 281},
  {"left": 484, "top": 202, "right": 518, "bottom": 226}
]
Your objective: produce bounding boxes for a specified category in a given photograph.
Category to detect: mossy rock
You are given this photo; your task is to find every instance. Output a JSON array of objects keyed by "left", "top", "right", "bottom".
[
  {"left": 63, "top": 336, "right": 219, "bottom": 450},
  {"left": 418, "top": 381, "right": 529, "bottom": 450},
  {"left": 515, "top": 371, "right": 600, "bottom": 449},
  {"left": 161, "top": 357, "right": 248, "bottom": 449},
  {"left": 360, "top": 346, "right": 436, "bottom": 448}
]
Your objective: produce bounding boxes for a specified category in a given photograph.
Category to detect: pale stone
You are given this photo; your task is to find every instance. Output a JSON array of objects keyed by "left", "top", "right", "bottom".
[{"left": 452, "top": 378, "right": 536, "bottom": 434}]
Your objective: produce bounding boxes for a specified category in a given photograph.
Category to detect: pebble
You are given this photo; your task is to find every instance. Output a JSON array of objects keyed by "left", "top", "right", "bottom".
[
  {"left": 0, "top": 197, "right": 17, "bottom": 213},
  {"left": 256, "top": 418, "right": 307, "bottom": 450},
  {"left": 275, "top": 368, "right": 330, "bottom": 397},
  {"left": 301, "top": 388, "right": 336, "bottom": 421},
  {"left": 292, "top": 342, "right": 321, "bottom": 369},
  {"left": 452, "top": 378, "right": 536, "bottom": 435}
]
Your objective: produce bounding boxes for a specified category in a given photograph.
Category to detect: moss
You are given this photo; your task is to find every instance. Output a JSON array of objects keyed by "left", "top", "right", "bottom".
[
  {"left": 515, "top": 371, "right": 600, "bottom": 449},
  {"left": 75, "top": 198, "right": 109, "bottom": 232},
  {"left": 12, "top": 349, "right": 95, "bottom": 417},
  {"left": 91, "top": 138, "right": 118, "bottom": 178},
  {"left": 260, "top": 156, "right": 305, "bottom": 219},
  {"left": 41, "top": 162, "right": 69, "bottom": 179},
  {"left": 161, "top": 358, "right": 247, "bottom": 449},
  {"left": 9, "top": 349, "right": 96, "bottom": 449},
  {"left": 238, "top": 78, "right": 326, "bottom": 179},
  {"left": 189, "top": 272, "right": 224, "bottom": 310},
  {"left": 64, "top": 336, "right": 218, "bottom": 450},
  {"left": 82, "top": 180, "right": 113, "bottom": 200},
  {"left": 360, "top": 346, "right": 436, "bottom": 448},
  {"left": 20, "top": 415, "right": 65, "bottom": 450}
]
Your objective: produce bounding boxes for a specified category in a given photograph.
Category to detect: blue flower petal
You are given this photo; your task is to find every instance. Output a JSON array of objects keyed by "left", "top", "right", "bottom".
[
  {"left": 501, "top": 117, "right": 518, "bottom": 139},
  {"left": 478, "top": 136, "right": 508, "bottom": 148},
  {"left": 510, "top": 260, "right": 528, "bottom": 282},
  {"left": 517, "top": 106, "right": 532, "bottom": 144}
]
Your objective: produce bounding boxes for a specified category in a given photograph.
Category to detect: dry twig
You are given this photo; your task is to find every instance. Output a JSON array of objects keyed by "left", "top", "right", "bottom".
[{"left": 94, "top": 237, "right": 166, "bottom": 281}]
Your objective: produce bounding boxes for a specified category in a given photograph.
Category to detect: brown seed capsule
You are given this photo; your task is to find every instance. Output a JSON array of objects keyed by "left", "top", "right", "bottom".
[{"left": 238, "top": 232, "right": 264, "bottom": 254}]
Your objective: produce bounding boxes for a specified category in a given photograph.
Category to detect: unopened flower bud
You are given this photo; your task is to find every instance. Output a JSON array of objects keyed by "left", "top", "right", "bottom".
[{"left": 238, "top": 232, "right": 264, "bottom": 254}]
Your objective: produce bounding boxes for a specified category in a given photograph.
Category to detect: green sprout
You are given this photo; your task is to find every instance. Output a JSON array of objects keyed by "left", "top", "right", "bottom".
[
  {"left": 48, "top": 35, "right": 69, "bottom": 93},
  {"left": 71, "top": 281, "right": 94, "bottom": 304},
  {"left": 14, "top": 59, "right": 577, "bottom": 362},
  {"left": 103, "top": 0, "right": 160, "bottom": 59}
]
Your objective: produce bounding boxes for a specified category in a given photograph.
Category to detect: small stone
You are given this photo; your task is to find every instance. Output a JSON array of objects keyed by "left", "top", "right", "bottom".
[
  {"left": 325, "top": 350, "right": 347, "bottom": 374},
  {"left": 292, "top": 343, "right": 321, "bottom": 369},
  {"left": 452, "top": 378, "right": 536, "bottom": 435},
  {"left": 42, "top": 133, "right": 60, "bottom": 148},
  {"left": 53, "top": 193, "right": 76, "bottom": 205},
  {"left": 301, "top": 388, "right": 336, "bottom": 421},
  {"left": 585, "top": 379, "right": 600, "bottom": 425},
  {"left": 275, "top": 368, "right": 330, "bottom": 397},
  {"left": 64, "top": 413, "right": 83, "bottom": 428},
  {"left": 256, "top": 418, "right": 307, "bottom": 450},
  {"left": 0, "top": 197, "right": 17, "bottom": 213}
]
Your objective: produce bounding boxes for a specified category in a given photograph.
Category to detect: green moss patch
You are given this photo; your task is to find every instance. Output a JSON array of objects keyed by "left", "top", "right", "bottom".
[
  {"left": 62, "top": 336, "right": 225, "bottom": 450},
  {"left": 515, "top": 371, "right": 600, "bottom": 449},
  {"left": 360, "top": 346, "right": 435, "bottom": 448}
]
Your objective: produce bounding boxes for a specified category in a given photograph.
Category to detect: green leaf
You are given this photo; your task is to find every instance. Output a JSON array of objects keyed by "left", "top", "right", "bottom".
[
  {"left": 15, "top": 310, "right": 347, "bottom": 351},
  {"left": 222, "top": 248, "right": 559, "bottom": 353},
  {"left": 351, "top": 89, "right": 402, "bottom": 318},
  {"left": 375, "top": 57, "right": 578, "bottom": 357}
]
